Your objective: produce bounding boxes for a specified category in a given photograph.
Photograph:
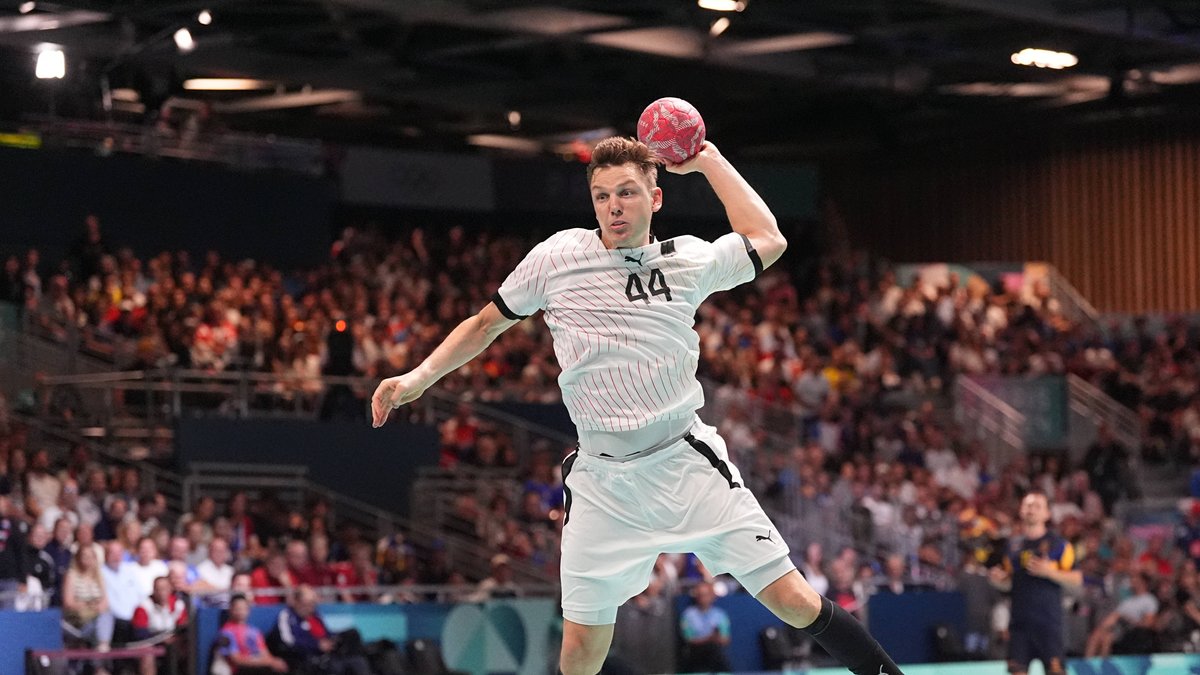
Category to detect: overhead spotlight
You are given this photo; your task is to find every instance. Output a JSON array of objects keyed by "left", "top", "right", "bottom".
[
  {"left": 173, "top": 28, "right": 195, "bottom": 53},
  {"left": 710, "top": 17, "right": 731, "bottom": 36},
  {"left": 19, "top": 1, "right": 35, "bottom": 13},
  {"left": 698, "top": 0, "right": 746, "bottom": 12},
  {"left": 1011, "top": 48, "right": 1078, "bottom": 70},
  {"left": 507, "top": 110, "right": 521, "bottom": 129},
  {"left": 197, "top": 10, "right": 213, "bottom": 26},
  {"left": 182, "top": 78, "right": 274, "bottom": 91},
  {"left": 35, "top": 48, "right": 65, "bottom": 79}
]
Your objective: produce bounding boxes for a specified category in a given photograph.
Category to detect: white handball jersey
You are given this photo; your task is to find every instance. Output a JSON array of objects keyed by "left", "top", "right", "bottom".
[{"left": 493, "top": 228, "right": 763, "bottom": 431}]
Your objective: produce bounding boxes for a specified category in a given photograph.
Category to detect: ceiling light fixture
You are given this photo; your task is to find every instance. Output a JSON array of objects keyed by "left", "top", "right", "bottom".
[
  {"left": 1011, "top": 48, "right": 1078, "bottom": 70},
  {"left": 698, "top": 0, "right": 746, "bottom": 12},
  {"left": 197, "top": 10, "right": 213, "bottom": 26},
  {"left": 173, "top": 28, "right": 195, "bottom": 53},
  {"left": 35, "top": 47, "right": 64, "bottom": 79},
  {"left": 710, "top": 17, "right": 730, "bottom": 37},
  {"left": 182, "top": 78, "right": 274, "bottom": 91}
]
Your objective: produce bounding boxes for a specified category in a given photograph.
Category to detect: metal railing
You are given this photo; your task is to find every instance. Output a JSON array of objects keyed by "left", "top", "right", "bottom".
[
  {"left": 12, "top": 411, "right": 185, "bottom": 514},
  {"left": 954, "top": 375, "right": 1027, "bottom": 470},
  {"left": 1066, "top": 374, "right": 1140, "bottom": 451},
  {"left": 698, "top": 378, "right": 801, "bottom": 453},
  {"left": 32, "top": 368, "right": 575, "bottom": 467},
  {"left": 183, "top": 462, "right": 554, "bottom": 585},
  {"left": 1045, "top": 264, "right": 1102, "bottom": 328},
  {"left": 22, "top": 116, "right": 327, "bottom": 176},
  {"left": 410, "top": 465, "right": 526, "bottom": 533},
  {"left": 1066, "top": 373, "right": 1143, "bottom": 495}
]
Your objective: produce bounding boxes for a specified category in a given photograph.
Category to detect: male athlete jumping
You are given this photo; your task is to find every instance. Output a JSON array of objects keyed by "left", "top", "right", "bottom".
[{"left": 372, "top": 137, "right": 902, "bottom": 675}]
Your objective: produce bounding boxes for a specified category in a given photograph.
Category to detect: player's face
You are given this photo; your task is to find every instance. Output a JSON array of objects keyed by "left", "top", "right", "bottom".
[
  {"left": 1019, "top": 493, "right": 1050, "bottom": 526},
  {"left": 590, "top": 164, "right": 662, "bottom": 249}
]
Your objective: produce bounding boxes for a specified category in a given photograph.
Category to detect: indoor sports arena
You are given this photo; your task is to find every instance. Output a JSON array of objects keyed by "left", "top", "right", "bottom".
[{"left": 1, "top": 1, "right": 1200, "bottom": 674}]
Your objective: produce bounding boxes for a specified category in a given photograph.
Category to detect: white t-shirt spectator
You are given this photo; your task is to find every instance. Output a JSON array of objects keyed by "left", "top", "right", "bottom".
[
  {"left": 196, "top": 559, "right": 234, "bottom": 591},
  {"left": 26, "top": 472, "right": 62, "bottom": 513},
  {"left": 128, "top": 559, "right": 169, "bottom": 599}
]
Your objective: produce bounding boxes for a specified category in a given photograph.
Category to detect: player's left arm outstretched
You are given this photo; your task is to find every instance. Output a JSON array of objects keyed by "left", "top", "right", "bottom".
[
  {"left": 665, "top": 141, "right": 787, "bottom": 269},
  {"left": 371, "top": 302, "right": 518, "bottom": 427}
]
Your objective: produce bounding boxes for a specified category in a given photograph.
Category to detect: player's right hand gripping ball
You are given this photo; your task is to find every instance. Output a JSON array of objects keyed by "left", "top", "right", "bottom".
[{"left": 637, "top": 97, "right": 706, "bottom": 163}]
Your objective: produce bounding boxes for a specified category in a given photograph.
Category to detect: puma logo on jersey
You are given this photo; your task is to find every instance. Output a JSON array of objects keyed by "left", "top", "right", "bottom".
[
  {"left": 624, "top": 253, "right": 645, "bottom": 265},
  {"left": 755, "top": 530, "right": 774, "bottom": 543}
]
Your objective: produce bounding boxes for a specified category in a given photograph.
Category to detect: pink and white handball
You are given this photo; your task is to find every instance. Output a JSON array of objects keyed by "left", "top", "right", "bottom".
[{"left": 637, "top": 97, "right": 706, "bottom": 164}]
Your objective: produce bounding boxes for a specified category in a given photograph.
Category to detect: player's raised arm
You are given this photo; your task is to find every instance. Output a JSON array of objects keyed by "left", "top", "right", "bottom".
[
  {"left": 665, "top": 142, "right": 787, "bottom": 269},
  {"left": 371, "top": 302, "right": 518, "bottom": 427}
]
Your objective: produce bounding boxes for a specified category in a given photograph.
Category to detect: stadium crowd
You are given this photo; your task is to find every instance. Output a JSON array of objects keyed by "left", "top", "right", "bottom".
[{"left": 3, "top": 214, "right": 1200, "bottom": 665}]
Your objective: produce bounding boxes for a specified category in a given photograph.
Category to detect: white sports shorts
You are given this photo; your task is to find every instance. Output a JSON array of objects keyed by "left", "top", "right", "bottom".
[{"left": 559, "top": 417, "right": 794, "bottom": 625}]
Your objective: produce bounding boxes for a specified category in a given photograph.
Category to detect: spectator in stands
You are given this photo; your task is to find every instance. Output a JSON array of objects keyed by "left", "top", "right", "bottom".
[
  {"left": 214, "top": 594, "right": 288, "bottom": 674},
  {"left": 230, "top": 572, "right": 254, "bottom": 603},
  {"left": 1136, "top": 533, "right": 1175, "bottom": 579},
  {"left": 1084, "top": 424, "right": 1129, "bottom": 514},
  {"left": 138, "top": 494, "right": 166, "bottom": 538},
  {"left": 166, "top": 536, "right": 200, "bottom": 586},
  {"left": 100, "top": 541, "right": 140, "bottom": 643},
  {"left": 45, "top": 517, "right": 73, "bottom": 598},
  {"left": 70, "top": 213, "right": 109, "bottom": 283},
  {"left": 469, "top": 554, "right": 521, "bottom": 601},
  {"left": 226, "top": 491, "right": 255, "bottom": 558},
  {"left": 1085, "top": 572, "right": 1159, "bottom": 656},
  {"left": 184, "top": 519, "right": 210, "bottom": 566},
  {"left": 268, "top": 585, "right": 370, "bottom": 675},
  {"left": 78, "top": 468, "right": 109, "bottom": 529},
  {"left": 39, "top": 477, "right": 80, "bottom": 532},
  {"left": 62, "top": 544, "right": 112, "bottom": 650},
  {"left": 21, "top": 523, "right": 56, "bottom": 609},
  {"left": 333, "top": 541, "right": 378, "bottom": 604},
  {"left": 875, "top": 554, "right": 911, "bottom": 595},
  {"left": 198, "top": 536, "right": 235, "bottom": 593},
  {"left": 610, "top": 574, "right": 675, "bottom": 675},
  {"left": 131, "top": 576, "right": 188, "bottom": 674},
  {"left": 1177, "top": 501, "right": 1200, "bottom": 569},
  {"left": 73, "top": 521, "right": 104, "bottom": 566},
  {"left": 177, "top": 495, "right": 216, "bottom": 543},
  {"left": 307, "top": 533, "right": 335, "bottom": 586},
  {"left": 107, "top": 467, "right": 141, "bottom": 518},
  {"left": 679, "top": 580, "right": 732, "bottom": 673},
  {"left": 0, "top": 255, "right": 22, "bottom": 305},
  {"left": 25, "top": 449, "right": 62, "bottom": 517},
  {"left": 250, "top": 550, "right": 294, "bottom": 605},
  {"left": 128, "top": 537, "right": 169, "bottom": 600},
  {"left": 0, "top": 494, "right": 29, "bottom": 609}
]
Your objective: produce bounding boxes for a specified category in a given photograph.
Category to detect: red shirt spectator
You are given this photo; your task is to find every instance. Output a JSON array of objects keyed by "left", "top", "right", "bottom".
[{"left": 250, "top": 552, "right": 295, "bottom": 605}]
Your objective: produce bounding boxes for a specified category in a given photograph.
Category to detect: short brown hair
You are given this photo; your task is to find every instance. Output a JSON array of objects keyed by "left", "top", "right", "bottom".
[{"left": 587, "top": 137, "right": 658, "bottom": 187}]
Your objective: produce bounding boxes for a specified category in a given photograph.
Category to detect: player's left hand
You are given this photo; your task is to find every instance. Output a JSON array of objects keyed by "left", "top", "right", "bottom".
[
  {"left": 371, "top": 370, "right": 430, "bottom": 427},
  {"left": 664, "top": 141, "right": 718, "bottom": 175},
  {"left": 1025, "top": 556, "right": 1057, "bottom": 578}
]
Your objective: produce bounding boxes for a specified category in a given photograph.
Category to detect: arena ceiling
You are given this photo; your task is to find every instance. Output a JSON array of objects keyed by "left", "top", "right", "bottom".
[{"left": 1, "top": 0, "right": 1200, "bottom": 157}]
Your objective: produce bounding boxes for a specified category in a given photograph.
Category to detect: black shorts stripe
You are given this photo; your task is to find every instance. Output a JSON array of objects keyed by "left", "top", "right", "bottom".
[
  {"left": 737, "top": 233, "right": 764, "bottom": 278},
  {"left": 684, "top": 434, "right": 740, "bottom": 489},
  {"left": 561, "top": 449, "right": 579, "bottom": 526},
  {"left": 491, "top": 292, "right": 529, "bottom": 320}
]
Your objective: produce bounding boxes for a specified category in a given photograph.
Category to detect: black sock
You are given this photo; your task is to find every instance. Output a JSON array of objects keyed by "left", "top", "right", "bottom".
[{"left": 800, "top": 595, "right": 904, "bottom": 675}]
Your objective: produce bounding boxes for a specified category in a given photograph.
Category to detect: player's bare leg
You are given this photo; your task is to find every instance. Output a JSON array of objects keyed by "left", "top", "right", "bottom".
[
  {"left": 560, "top": 620, "right": 614, "bottom": 675},
  {"left": 756, "top": 568, "right": 824, "bottom": 626}
]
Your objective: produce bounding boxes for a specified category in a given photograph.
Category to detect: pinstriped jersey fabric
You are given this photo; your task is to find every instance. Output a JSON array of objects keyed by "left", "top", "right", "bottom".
[{"left": 495, "top": 228, "right": 757, "bottom": 431}]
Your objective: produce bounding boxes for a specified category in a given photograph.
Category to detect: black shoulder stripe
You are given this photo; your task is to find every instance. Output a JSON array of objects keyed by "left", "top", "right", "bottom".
[
  {"left": 738, "top": 233, "right": 764, "bottom": 278},
  {"left": 491, "top": 292, "right": 528, "bottom": 320},
  {"left": 660, "top": 240, "right": 676, "bottom": 257}
]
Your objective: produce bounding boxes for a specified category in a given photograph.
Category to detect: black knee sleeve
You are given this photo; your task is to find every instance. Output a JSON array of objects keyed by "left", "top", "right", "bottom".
[{"left": 800, "top": 595, "right": 904, "bottom": 675}]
